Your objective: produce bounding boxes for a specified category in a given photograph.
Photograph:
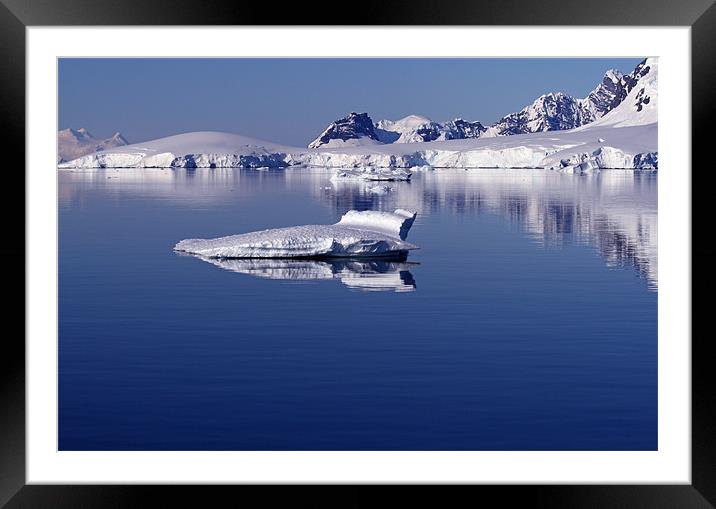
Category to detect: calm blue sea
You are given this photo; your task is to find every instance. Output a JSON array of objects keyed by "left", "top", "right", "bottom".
[{"left": 58, "top": 167, "right": 657, "bottom": 450}]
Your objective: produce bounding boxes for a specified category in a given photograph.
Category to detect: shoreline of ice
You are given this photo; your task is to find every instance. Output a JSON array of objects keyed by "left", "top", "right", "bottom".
[{"left": 58, "top": 123, "right": 658, "bottom": 172}]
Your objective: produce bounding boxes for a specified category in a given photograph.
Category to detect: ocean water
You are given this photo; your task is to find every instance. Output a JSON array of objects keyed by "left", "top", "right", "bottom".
[{"left": 58, "top": 167, "right": 657, "bottom": 450}]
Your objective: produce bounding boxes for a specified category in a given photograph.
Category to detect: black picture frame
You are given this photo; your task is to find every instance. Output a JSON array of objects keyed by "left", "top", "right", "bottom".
[{"left": 3, "top": 0, "right": 714, "bottom": 506}]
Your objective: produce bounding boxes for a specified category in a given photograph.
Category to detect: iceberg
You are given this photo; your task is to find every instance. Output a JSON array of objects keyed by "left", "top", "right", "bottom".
[
  {"left": 174, "top": 209, "right": 418, "bottom": 259},
  {"left": 192, "top": 257, "right": 417, "bottom": 292}
]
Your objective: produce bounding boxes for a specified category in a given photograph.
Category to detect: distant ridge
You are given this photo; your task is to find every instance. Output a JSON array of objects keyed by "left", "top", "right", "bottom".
[{"left": 57, "top": 128, "right": 128, "bottom": 163}]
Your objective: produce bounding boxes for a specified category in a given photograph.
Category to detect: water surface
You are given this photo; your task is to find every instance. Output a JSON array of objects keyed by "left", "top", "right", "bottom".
[{"left": 59, "top": 167, "right": 657, "bottom": 450}]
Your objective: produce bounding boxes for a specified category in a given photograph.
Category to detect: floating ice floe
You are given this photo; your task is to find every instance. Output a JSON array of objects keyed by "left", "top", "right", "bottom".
[
  {"left": 331, "top": 167, "right": 412, "bottom": 182},
  {"left": 174, "top": 209, "right": 418, "bottom": 259},
  {"left": 195, "top": 257, "right": 417, "bottom": 292}
]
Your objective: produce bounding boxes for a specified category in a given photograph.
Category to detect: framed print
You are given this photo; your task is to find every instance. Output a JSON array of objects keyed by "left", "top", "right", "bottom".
[{"left": 4, "top": 0, "right": 715, "bottom": 506}]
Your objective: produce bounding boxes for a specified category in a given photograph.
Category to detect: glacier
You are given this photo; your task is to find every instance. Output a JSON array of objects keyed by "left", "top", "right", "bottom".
[
  {"left": 58, "top": 122, "right": 657, "bottom": 171},
  {"left": 174, "top": 209, "right": 419, "bottom": 259},
  {"left": 60, "top": 131, "right": 295, "bottom": 169}
]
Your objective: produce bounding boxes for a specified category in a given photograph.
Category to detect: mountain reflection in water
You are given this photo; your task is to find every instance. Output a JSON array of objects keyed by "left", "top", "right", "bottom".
[{"left": 316, "top": 168, "right": 657, "bottom": 290}]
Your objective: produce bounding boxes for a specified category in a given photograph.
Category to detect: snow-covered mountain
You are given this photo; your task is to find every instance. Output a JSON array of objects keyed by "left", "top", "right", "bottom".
[
  {"left": 489, "top": 91, "right": 594, "bottom": 136},
  {"left": 582, "top": 69, "right": 626, "bottom": 118},
  {"left": 308, "top": 57, "right": 656, "bottom": 147},
  {"left": 309, "top": 114, "right": 489, "bottom": 148},
  {"left": 582, "top": 58, "right": 657, "bottom": 128},
  {"left": 375, "top": 115, "right": 487, "bottom": 144},
  {"left": 308, "top": 112, "right": 381, "bottom": 149},
  {"left": 375, "top": 115, "right": 436, "bottom": 143},
  {"left": 58, "top": 128, "right": 128, "bottom": 163},
  {"left": 490, "top": 58, "right": 656, "bottom": 136}
]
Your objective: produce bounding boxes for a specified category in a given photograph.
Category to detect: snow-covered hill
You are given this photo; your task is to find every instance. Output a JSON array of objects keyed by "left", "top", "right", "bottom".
[
  {"left": 58, "top": 128, "right": 128, "bottom": 163},
  {"left": 59, "top": 121, "right": 657, "bottom": 171},
  {"left": 61, "top": 131, "right": 300, "bottom": 169}
]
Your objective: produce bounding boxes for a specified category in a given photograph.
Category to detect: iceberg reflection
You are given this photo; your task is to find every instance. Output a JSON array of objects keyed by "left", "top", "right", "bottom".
[{"left": 186, "top": 256, "right": 418, "bottom": 293}]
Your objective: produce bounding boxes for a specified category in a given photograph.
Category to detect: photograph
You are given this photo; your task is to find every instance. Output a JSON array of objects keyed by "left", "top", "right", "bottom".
[
  {"left": 1, "top": 0, "right": 712, "bottom": 498},
  {"left": 57, "top": 56, "right": 658, "bottom": 452}
]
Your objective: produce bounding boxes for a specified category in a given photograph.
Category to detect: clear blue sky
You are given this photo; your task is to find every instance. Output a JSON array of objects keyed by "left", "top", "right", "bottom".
[{"left": 59, "top": 58, "right": 643, "bottom": 147}]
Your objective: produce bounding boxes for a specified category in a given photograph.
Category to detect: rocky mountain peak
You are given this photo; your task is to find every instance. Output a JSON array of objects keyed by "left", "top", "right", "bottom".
[{"left": 308, "top": 112, "right": 379, "bottom": 148}]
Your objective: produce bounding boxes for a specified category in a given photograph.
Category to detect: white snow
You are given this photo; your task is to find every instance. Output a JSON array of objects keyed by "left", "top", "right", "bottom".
[
  {"left": 375, "top": 115, "right": 436, "bottom": 143},
  {"left": 58, "top": 131, "right": 300, "bottom": 169},
  {"left": 379, "top": 114, "right": 433, "bottom": 131},
  {"left": 305, "top": 122, "right": 655, "bottom": 170},
  {"left": 581, "top": 58, "right": 658, "bottom": 128},
  {"left": 337, "top": 209, "right": 416, "bottom": 240},
  {"left": 174, "top": 209, "right": 419, "bottom": 258},
  {"left": 310, "top": 137, "right": 383, "bottom": 149},
  {"left": 59, "top": 121, "right": 656, "bottom": 171}
]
